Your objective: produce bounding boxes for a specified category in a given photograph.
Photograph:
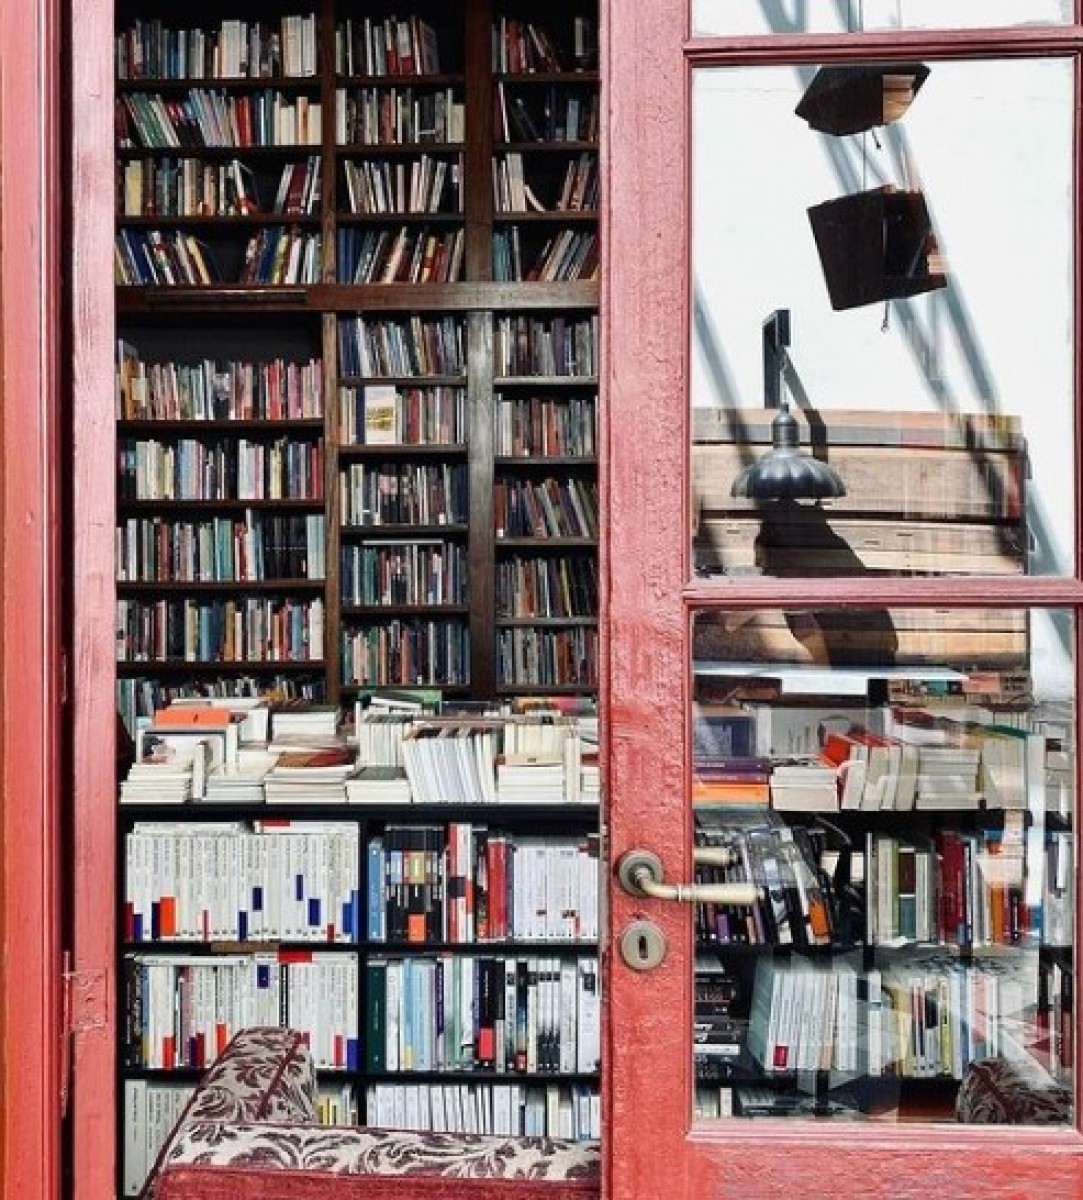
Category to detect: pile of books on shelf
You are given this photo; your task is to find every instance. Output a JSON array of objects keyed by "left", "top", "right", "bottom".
[
  {"left": 120, "top": 701, "right": 600, "bottom": 808},
  {"left": 690, "top": 692, "right": 1063, "bottom": 818}
]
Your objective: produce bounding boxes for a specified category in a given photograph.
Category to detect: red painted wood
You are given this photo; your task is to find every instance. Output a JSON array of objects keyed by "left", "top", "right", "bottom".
[
  {"left": 0, "top": 0, "right": 63, "bottom": 1196},
  {"left": 601, "top": 0, "right": 695, "bottom": 1196},
  {"left": 602, "top": 3, "right": 1083, "bottom": 1197},
  {"left": 68, "top": 0, "right": 120, "bottom": 1194}
]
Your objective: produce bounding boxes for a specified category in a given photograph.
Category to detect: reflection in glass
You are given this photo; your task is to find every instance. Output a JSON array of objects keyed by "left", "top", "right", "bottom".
[
  {"left": 691, "top": 1, "right": 1072, "bottom": 38},
  {"left": 691, "top": 607, "right": 1074, "bottom": 1125},
  {"left": 691, "top": 58, "right": 1075, "bottom": 577}
]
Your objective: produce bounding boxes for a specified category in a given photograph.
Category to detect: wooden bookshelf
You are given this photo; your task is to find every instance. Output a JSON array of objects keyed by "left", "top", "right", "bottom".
[
  {"left": 114, "top": 0, "right": 600, "bottom": 728},
  {"left": 113, "top": 2, "right": 601, "bottom": 1191}
]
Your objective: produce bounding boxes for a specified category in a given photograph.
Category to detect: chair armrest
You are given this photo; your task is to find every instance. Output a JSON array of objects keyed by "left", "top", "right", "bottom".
[
  {"left": 143, "top": 1027, "right": 317, "bottom": 1198},
  {"left": 155, "top": 1125, "right": 601, "bottom": 1200}
]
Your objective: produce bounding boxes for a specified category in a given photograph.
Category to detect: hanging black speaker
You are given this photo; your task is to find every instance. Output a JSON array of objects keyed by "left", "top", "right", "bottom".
[
  {"left": 796, "top": 64, "right": 930, "bottom": 136},
  {"left": 807, "top": 185, "right": 947, "bottom": 311}
]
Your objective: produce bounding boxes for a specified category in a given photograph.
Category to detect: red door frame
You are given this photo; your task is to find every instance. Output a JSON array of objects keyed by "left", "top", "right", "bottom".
[
  {"left": 68, "top": 0, "right": 122, "bottom": 1192},
  {"left": 0, "top": 0, "right": 63, "bottom": 1196},
  {"left": 602, "top": 3, "right": 1083, "bottom": 1197}
]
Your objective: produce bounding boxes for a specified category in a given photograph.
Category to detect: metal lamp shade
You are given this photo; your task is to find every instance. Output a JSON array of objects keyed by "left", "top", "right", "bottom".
[{"left": 730, "top": 407, "right": 846, "bottom": 502}]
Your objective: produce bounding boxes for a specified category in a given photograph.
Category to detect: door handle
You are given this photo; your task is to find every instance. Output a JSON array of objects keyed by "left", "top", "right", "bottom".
[{"left": 616, "top": 848, "right": 760, "bottom": 905}]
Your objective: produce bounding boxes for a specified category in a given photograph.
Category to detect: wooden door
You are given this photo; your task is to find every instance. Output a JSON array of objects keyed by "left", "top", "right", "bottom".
[{"left": 602, "top": 3, "right": 1083, "bottom": 1197}]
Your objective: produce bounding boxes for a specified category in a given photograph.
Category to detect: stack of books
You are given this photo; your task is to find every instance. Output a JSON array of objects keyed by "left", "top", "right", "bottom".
[
  {"left": 345, "top": 764, "right": 412, "bottom": 804},
  {"left": 263, "top": 745, "right": 359, "bottom": 804}
]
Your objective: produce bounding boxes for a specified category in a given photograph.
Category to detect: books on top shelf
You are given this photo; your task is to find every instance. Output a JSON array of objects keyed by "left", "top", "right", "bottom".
[
  {"left": 689, "top": 695, "right": 1064, "bottom": 816},
  {"left": 120, "top": 709, "right": 599, "bottom": 807}
]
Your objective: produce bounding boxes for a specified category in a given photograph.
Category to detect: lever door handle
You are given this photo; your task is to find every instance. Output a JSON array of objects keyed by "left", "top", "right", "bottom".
[{"left": 616, "top": 848, "right": 760, "bottom": 906}]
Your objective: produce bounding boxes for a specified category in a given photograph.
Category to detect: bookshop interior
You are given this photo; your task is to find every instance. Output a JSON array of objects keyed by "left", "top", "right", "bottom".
[{"left": 71, "top": 0, "right": 1083, "bottom": 1194}]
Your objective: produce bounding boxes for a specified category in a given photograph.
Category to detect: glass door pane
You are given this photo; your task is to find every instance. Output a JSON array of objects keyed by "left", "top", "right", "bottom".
[
  {"left": 691, "top": 605, "right": 1075, "bottom": 1126},
  {"left": 691, "top": 57, "right": 1075, "bottom": 579}
]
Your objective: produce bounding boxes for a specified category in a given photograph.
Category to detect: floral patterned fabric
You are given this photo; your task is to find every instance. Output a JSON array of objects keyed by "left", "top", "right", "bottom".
[
  {"left": 159, "top": 1123, "right": 600, "bottom": 1181},
  {"left": 147, "top": 1027, "right": 600, "bottom": 1200},
  {"left": 956, "top": 1056, "right": 1072, "bottom": 1125},
  {"left": 143, "top": 1027, "right": 317, "bottom": 1198}
]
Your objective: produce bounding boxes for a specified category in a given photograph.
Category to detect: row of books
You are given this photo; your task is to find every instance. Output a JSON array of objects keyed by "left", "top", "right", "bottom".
[
  {"left": 694, "top": 810, "right": 1073, "bottom": 952},
  {"left": 695, "top": 816, "right": 838, "bottom": 950},
  {"left": 492, "top": 16, "right": 596, "bottom": 74},
  {"left": 352, "top": 713, "right": 597, "bottom": 806},
  {"left": 123, "top": 950, "right": 360, "bottom": 1070},
  {"left": 366, "top": 1081, "right": 599, "bottom": 1142},
  {"left": 117, "top": 677, "right": 328, "bottom": 743},
  {"left": 341, "top": 540, "right": 468, "bottom": 608},
  {"left": 124, "top": 821, "right": 361, "bottom": 941},
  {"left": 337, "top": 225, "right": 465, "bottom": 285},
  {"left": 364, "top": 953, "right": 600, "bottom": 1075},
  {"left": 495, "top": 626, "right": 599, "bottom": 689},
  {"left": 118, "top": 90, "right": 323, "bottom": 150},
  {"left": 118, "top": 153, "right": 320, "bottom": 219},
  {"left": 495, "top": 84, "right": 600, "bottom": 145},
  {"left": 337, "top": 314, "right": 466, "bottom": 380},
  {"left": 494, "top": 314, "right": 599, "bottom": 379},
  {"left": 119, "top": 227, "right": 322, "bottom": 287},
  {"left": 342, "top": 154, "right": 462, "bottom": 217},
  {"left": 335, "top": 87, "right": 466, "bottom": 147},
  {"left": 493, "top": 227, "right": 599, "bottom": 284},
  {"left": 116, "top": 347, "right": 324, "bottom": 422},
  {"left": 123, "top": 1080, "right": 356, "bottom": 1198},
  {"left": 867, "top": 827, "right": 1073, "bottom": 950},
  {"left": 123, "top": 701, "right": 599, "bottom": 809},
  {"left": 342, "top": 619, "right": 470, "bottom": 689},
  {"left": 695, "top": 701, "right": 1068, "bottom": 815},
  {"left": 492, "top": 151, "right": 598, "bottom": 214},
  {"left": 493, "top": 476, "right": 599, "bottom": 539},
  {"left": 747, "top": 956, "right": 1024, "bottom": 1080},
  {"left": 240, "top": 226, "right": 323, "bottom": 285},
  {"left": 495, "top": 552, "right": 598, "bottom": 620},
  {"left": 493, "top": 393, "right": 597, "bottom": 459},
  {"left": 116, "top": 596, "right": 325, "bottom": 667},
  {"left": 335, "top": 15, "right": 442, "bottom": 78},
  {"left": 117, "top": 16, "right": 318, "bottom": 81},
  {"left": 117, "top": 513, "right": 326, "bottom": 584},
  {"left": 118, "top": 433, "right": 324, "bottom": 501},
  {"left": 339, "top": 460, "right": 467, "bottom": 527},
  {"left": 122, "top": 1082, "right": 191, "bottom": 1198},
  {"left": 339, "top": 384, "right": 466, "bottom": 447},
  {"left": 367, "top": 827, "right": 599, "bottom": 944}
]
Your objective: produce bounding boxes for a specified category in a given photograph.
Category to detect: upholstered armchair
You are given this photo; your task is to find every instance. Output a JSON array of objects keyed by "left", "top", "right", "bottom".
[{"left": 144, "top": 1027, "right": 601, "bottom": 1200}]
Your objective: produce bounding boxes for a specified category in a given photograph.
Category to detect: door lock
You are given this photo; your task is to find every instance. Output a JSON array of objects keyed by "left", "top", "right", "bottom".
[{"left": 619, "top": 919, "right": 668, "bottom": 970}]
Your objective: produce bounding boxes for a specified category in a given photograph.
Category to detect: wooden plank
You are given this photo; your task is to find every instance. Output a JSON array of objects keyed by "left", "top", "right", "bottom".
[
  {"left": 692, "top": 443, "right": 1024, "bottom": 521},
  {"left": 696, "top": 515, "right": 1026, "bottom": 576},
  {"left": 692, "top": 405, "right": 1025, "bottom": 451},
  {"left": 694, "top": 608, "right": 1028, "bottom": 668}
]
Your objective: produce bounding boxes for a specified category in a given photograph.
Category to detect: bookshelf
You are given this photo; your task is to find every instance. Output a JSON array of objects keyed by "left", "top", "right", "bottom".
[
  {"left": 114, "top": 0, "right": 600, "bottom": 730},
  {"left": 114, "top": 0, "right": 600, "bottom": 1192},
  {"left": 119, "top": 708, "right": 602, "bottom": 1193}
]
